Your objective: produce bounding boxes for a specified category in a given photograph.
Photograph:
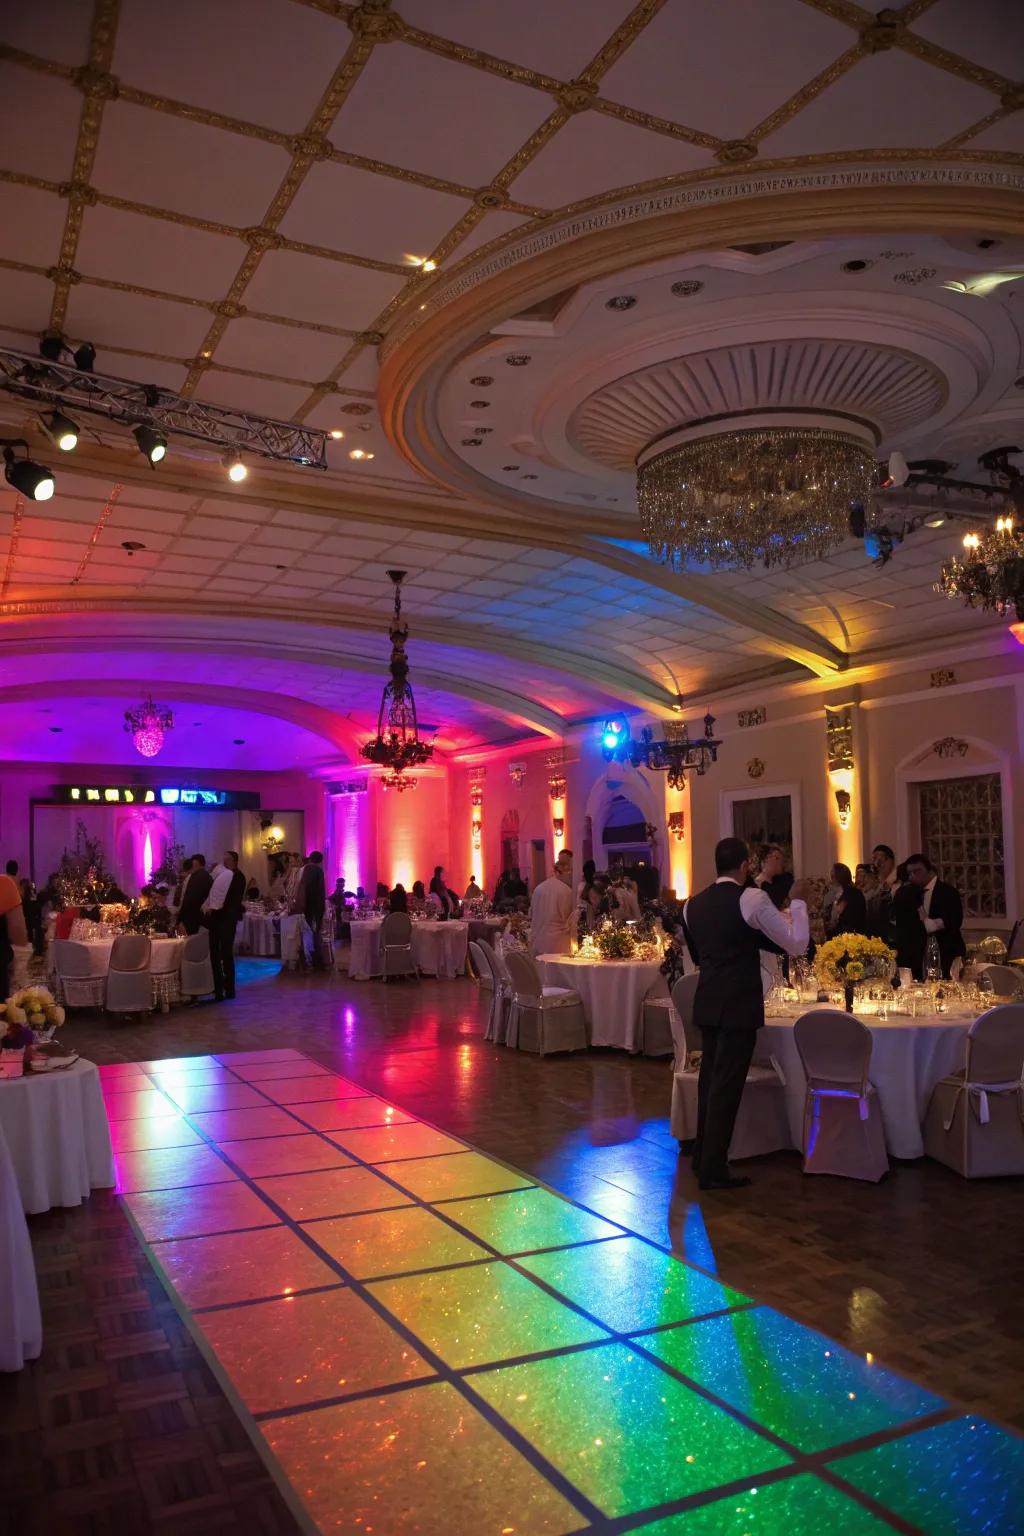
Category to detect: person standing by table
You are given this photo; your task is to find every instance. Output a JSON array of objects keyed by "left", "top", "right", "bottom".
[
  {"left": 683, "top": 837, "right": 809, "bottom": 1191},
  {"left": 297, "top": 851, "right": 327, "bottom": 969},
  {"left": 177, "top": 854, "right": 212, "bottom": 936},
  {"left": 530, "top": 868, "right": 576, "bottom": 956},
  {"left": 204, "top": 852, "right": 246, "bottom": 1000},
  {"left": 0, "top": 869, "right": 27, "bottom": 1002},
  {"left": 904, "top": 853, "right": 965, "bottom": 980}
]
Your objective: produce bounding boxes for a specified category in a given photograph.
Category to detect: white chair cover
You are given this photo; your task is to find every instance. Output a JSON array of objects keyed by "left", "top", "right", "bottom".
[
  {"left": 793, "top": 1009, "right": 889, "bottom": 1182},
  {"left": 105, "top": 934, "right": 153, "bottom": 1014},
  {"left": 381, "top": 911, "right": 418, "bottom": 980},
  {"left": 0, "top": 1120, "right": 41, "bottom": 1371},
  {"left": 639, "top": 997, "right": 676, "bottom": 1057},
  {"left": 53, "top": 939, "right": 106, "bottom": 1010},
  {"left": 481, "top": 939, "right": 512, "bottom": 1047},
  {"left": 923, "top": 1003, "right": 1024, "bottom": 1178},
  {"left": 180, "top": 930, "right": 215, "bottom": 998},
  {"left": 668, "top": 976, "right": 790, "bottom": 1157},
  {"left": 978, "top": 963, "right": 1024, "bottom": 999},
  {"left": 504, "top": 949, "right": 587, "bottom": 1056},
  {"left": 470, "top": 941, "right": 501, "bottom": 1042},
  {"left": 10, "top": 945, "right": 32, "bottom": 990}
]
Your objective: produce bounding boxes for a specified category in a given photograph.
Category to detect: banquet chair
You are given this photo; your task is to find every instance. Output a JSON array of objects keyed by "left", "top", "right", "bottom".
[
  {"left": 381, "top": 911, "right": 418, "bottom": 981},
  {"left": 52, "top": 939, "right": 106, "bottom": 1011},
  {"left": 470, "top": 941, "right": 503, "bottom": 1042},
  {"left": 669, "top": 976, "right": 790, "bottom": 1158},
  {"left": 106, "top": 934, "right": 153, "bottom": 1016},
  {"left": 978, "top": 963, "right": 1024, "bottom": 999},
  {"left": 480, "top": 939, "right": 513, "bottom": 1046},
  {"left": 923, "top": 1003, "right": 1024, "bottom": 1178},
  {"left": 180, "top": 930, "right": 215, "bottom": 1000},
  {"left": 793, "top": 1010, "right": 889, "bottom": 1182},
  {"left": 150, "top": 942, "right": 182, "bottom": 1013},
  {"left": 503, "top": 950, "right": 587, "bottom": 1056}
]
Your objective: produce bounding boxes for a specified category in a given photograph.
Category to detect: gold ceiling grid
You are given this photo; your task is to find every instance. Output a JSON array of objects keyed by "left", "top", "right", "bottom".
[{"left": 0, "top": 0, "right": 1020, "bottom": 439}]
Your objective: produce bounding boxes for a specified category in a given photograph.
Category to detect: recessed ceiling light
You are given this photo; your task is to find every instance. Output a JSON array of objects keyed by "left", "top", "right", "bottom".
[
  {"left": 329, "top": 428, "right": 345, "bottom": 440},
  {"left": 233, "top": 738, "right": 245, "bottom": 745},
  {"left": 49, "top": 726, "right": 63, "bottom": 733},
  {"left": 502, "top": 465, "right": 519, "bottom": 472},
  {"left": 223, "top": 451, "right": 247, "bottom": 482},
  {"left": 470, "top": 375, "right": 493, "bottom": 387},
  {"left": 671, "top": 280, "right": 704, "bottom": 297},
  {"left": 925, "top": 512, "right": 947, "bottom": 528},
  {"left": 462, "top": 438, "right": 483, "bottom": 447},
  {"left": 349, "top": 448, "right": 374, "bottom": 461},
  {"left": 121, "top": 540, "right": 146, "bottom": 553},
  {"left": 605, "top": 295, "right": 637, "bottom": 310},
  {"left": 505, "top": 354, "right": 531, "bottom": 367},
  {"left": 842, "top": 259, "right": 872, "bottom": 272}
]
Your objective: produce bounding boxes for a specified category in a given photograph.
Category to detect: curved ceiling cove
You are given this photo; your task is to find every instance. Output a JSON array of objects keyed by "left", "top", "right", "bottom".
[{"left": 0, "top": 1, "right": 1021, "bottom": 761}]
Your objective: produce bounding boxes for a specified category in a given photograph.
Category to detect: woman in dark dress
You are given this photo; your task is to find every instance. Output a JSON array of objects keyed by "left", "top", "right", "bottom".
[{"left": 826, "top": 862, "right": 868, "bottom": 937}]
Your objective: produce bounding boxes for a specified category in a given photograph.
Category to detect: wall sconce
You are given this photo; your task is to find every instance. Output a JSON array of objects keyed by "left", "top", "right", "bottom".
[
  {"left": 470, "top": 787, "right": 483, "bottom": 808},
  {"left": 667, "top": 811, "right": 685, "bottom": 842},
  {"left": 552, "top": 817, "right": 564, "bottom": 839},
  {"left": 508, "top": 760, "right": 526, "bottom": 788},
  {"left": 548, "top": 773, "right": 567, "bottom": 800},
  {"left": 471, "top": 817, "right": 482, "bottom": 850},
  {"left": 834, "top": 787, "right": 852, "bottom": 828}
]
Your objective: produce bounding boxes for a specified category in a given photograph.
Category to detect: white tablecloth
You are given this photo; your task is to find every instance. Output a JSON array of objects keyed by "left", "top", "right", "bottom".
[
  {"left": 236, "top": 912, "right": 280, "bottom": 956},
  {"left": 350, "top": 920, "right": 469, "bottom": 980},
  {"left": 0, "top": 1060, "right": 115, "bottom": 1213},
  {"left": 762, "top": 1012, "right": 972, "bottom": 1159},
  {"left": 72, "top": 937, "right": 184, "bottom": 975},
  {"left": 537, "top": 955, "right": 669, "bottom": 1050},
  {"left": 0, "top": 1119, "right": 40, "bottom": 1370}
]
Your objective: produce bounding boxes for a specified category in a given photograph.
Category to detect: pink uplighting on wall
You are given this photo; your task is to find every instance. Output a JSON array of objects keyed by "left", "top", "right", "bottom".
[{"left": 143, "top": 829, "right": 153, "bottom": 883}]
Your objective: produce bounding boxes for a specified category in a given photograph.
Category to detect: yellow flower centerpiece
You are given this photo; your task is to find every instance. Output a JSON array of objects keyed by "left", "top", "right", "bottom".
[{"left": 814, "top": 935, "right": 896, "bottom": 1012}]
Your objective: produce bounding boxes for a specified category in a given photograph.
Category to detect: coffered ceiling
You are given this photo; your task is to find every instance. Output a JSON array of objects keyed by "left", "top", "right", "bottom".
[{"left": 0, "top": 0, "right": 1022, "bottom": 765}]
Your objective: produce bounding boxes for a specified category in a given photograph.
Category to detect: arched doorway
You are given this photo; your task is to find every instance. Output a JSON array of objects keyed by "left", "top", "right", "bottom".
[{"left": 584, "top": 760, "right": 665, "bottom": 900}]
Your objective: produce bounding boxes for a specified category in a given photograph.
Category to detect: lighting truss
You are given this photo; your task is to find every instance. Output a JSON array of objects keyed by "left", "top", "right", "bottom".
[{"left": 0, "top": 347, "right": 327, "bottom": 469}]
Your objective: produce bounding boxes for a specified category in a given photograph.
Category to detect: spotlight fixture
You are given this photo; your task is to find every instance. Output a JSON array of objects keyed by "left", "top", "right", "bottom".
[
  {"left": 133, "top": 423, "right": 166, "bottom": 465},
  {"left": 328, "top": 428, "right": 345, "bottom": 440},
  {"left": 601, "top": 717, "right": 630, "bottom": 754},
  {"left": 223, "top": 451, "right": 247, "bottom": 482},
  {"left": 41, "top": 409, "right": 79, "bottom": 452},
  {"left": 1, "top": 440, "right": 54, "bottom": 500},
  {"left": 37, "top": 334, "right": 96, "bottom": 372},
  {"left": 73, "top": 342, "right": 96, "bottom": 372},
  {"left": 39, "top": 334, "right": 65, "bottom": 363}
]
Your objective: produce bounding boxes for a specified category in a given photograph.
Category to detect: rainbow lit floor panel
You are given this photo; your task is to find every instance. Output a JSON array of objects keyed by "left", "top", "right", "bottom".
[{"left": 102, "top": 1049, "right": 1024, "bottom": 1535}]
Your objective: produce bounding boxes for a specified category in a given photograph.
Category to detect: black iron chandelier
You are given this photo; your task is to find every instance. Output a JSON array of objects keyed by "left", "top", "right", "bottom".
[
  {"left": 361, "top": 570, "right": 434, "bottom": 788},
  {"left": 601, "top": 713, "right": 721, "bottom": 788}
]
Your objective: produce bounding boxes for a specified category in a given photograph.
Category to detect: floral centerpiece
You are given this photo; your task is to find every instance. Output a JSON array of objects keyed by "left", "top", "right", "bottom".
[
  {"left": 1, "top": 988, "right": 68, "bottom": 1075},
  {"left": 814, "top": 934, "right": 896, "bottom": 1012},
  {"left": 595, "top": 923, "right": 637, "bottom": 961}
]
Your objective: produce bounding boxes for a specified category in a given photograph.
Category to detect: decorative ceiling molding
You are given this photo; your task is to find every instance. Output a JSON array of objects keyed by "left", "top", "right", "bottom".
[{"left": 382, "top": 162, "right": 1024, "bottom": 357}]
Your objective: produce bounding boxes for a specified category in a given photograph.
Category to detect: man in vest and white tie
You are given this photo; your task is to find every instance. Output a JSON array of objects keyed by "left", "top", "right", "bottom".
[{"left": 683, "top": 837, "right": 810, "bottom": 1191}]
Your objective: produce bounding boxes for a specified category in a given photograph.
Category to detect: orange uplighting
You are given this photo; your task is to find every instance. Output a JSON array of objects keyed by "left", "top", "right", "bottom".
[{"left": 1010, "top": 621, "right": 1024, "bottom": 646}]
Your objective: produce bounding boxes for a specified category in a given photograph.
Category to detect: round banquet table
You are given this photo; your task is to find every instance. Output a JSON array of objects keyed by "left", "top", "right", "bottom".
[
  {"left": 0, "top": 1118, "right": 41, "bottom": 1370},
  {"left": 236, "top": 911, "right": 280, "bottom": 957},
  {"left": 537, "top": 954, "right": 669, "bottom": 1051},
  {"left": 73, "top": 936, "right": 185, "bottom": 975},
  {"left": 762, "top": 1010, "right": 973, "bottom": 1159},
  {"left": 349, "top": 920, "right": 469, "bottom": 981},
  {"left": 0, "top": 1060, "right": 115, "bottom": 1214}
]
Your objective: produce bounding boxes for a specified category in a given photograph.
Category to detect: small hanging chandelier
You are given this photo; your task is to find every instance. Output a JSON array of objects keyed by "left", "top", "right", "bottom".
[
  {"left": 124, "top": 695, "right": 173, "bottom": 758},
  {"left": 937, "top": 515, "right": 1024, "bottom": 625},
  {"left": 361, "top": 569, "right": 434, "bottom": 782}
]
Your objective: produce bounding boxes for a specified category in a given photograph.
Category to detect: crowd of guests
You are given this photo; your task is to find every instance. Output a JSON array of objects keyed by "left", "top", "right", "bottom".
[{"left": 818, "top": 844, "right": 966, "bottom": 980}]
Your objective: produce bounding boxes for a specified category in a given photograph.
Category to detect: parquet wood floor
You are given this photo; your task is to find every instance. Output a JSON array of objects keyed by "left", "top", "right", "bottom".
[{"left": 2, "top": 959, "right": 1021, "bottom": 1534}]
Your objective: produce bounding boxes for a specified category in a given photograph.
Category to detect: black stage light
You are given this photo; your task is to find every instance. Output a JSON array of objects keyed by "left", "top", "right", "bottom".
[
  {"left": 133, "top": 424, "right": 167, "bottom": 465},
  {"left": 73, "top": 342, "right": 96, "bottom": 371},
  {"left": 3, "top": 447, "right": 55, "bottom": 500},
  {"left": 38, "top": 333, "right": 65, "bottom": 362},
  {"left": 42, "top": 409, "right": 79, "bottom": 452}
]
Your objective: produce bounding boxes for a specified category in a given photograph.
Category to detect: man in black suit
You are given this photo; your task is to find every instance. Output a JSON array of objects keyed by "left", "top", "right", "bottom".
[
  {"left": 683, "top": 837, "right": 810, "bottom": 1191},
  {"left": 297, "top": 850, "right": 327, "bottom": 969},
  {"left": 903, "top": 853, "right": 966, "bottom": 980},
  {"left": 205, "top": 850, "right": 246, "bottom": 1000},
  {"left": 177, "top": 854, "right": 212, "bottom": 936}
]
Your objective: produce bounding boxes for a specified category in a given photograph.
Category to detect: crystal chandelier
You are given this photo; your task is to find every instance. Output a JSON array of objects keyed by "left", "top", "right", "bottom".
[
  {"left": 937, "top": 516, "right": 1024, "bottom": 623},
  {"left": 380, "top": 771, "right": 418, "bottom": 793},
  {"left": 361, "top": 570, "right": 434, "bottom": 782},
  {"left": 638, "top": 413, "right": 875, "bottom": 571},
  {"left": 124, "top": 695, "right": 173, "bottom": 758},
  {"left": 601, "top": 714, "right": 721, "bottom": 787}
]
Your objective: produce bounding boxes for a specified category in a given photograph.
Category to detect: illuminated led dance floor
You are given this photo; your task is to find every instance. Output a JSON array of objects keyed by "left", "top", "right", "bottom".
[{"left": 101, "top": 1049, "right": 1024, "bottom": 1534}]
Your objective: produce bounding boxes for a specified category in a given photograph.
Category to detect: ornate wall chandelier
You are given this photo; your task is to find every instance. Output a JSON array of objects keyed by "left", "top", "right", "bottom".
[
  {"left": 638, "top": 413, "right": 875, "bottom": 571},
  {"left": 124, "top": 695, "right": 173, "bottom": 758},
  {"left": 937, "top": 516, "right": 1024, "bottom": 622},
  {"left": 361, "top": 569, "right": 434, "bottom": 783},
  {"left": 601, "top": 715, "right": 721, "bottom": 786}
]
